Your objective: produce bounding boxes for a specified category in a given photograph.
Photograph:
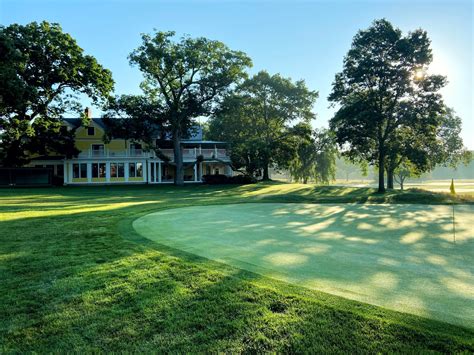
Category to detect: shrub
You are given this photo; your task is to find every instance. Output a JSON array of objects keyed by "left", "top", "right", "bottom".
[
  {"left": 202, "top": 174, "right": 229, "bottom": 184},
  {"left": 202, "top": 174, "right": 257, "bottom": 185},
  {"left": 228, "top": 175, "right": 257, "bottom": 184}
]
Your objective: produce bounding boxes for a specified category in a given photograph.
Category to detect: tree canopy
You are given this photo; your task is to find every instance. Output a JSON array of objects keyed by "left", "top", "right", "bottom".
[
  {"left": 128, "top": 31, "right": 252, "bottom": 185},
  {"left": 209, "top": 71, "right": 318, "bottom": 179},
  {"left": 287, "top": 123, "right": 337, "bottom": 184},
  {"left": 329, "top": 19, "right": 446, "bottom": 192},
  {"left": 0, "top": 21, "right": 114, "bottom": 166}
]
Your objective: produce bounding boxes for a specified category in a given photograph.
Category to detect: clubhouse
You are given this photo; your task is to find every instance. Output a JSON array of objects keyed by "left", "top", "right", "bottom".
[{"left": 28, "top": 111, "right": 232, "bottom": 185}]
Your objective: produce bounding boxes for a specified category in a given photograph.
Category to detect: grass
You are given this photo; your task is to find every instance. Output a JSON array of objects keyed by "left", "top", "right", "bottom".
[
  {"left": 134, "top": 203, "right": 474, "bottom": 328},
  {"left": 1, "top": 182, "right": 473, "bottom": 352}
]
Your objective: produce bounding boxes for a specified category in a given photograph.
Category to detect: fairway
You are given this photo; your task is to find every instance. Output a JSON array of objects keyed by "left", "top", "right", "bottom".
[{"left": 134, "top": 203, "right": 474, "bottom": 328}]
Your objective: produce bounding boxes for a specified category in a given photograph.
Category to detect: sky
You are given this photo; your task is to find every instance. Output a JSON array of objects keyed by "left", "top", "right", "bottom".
[{"left": 1, "top": 0, "right": 472, "bottom": 148}]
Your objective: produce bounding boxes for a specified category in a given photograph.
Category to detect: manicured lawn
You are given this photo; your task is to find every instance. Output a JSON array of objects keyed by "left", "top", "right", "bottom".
[
  {"left": 1, "top": 183, "right": 473, "bottom": 352},
  {"left": 134, "top": 203, "right": 474, "bottom": 328}
]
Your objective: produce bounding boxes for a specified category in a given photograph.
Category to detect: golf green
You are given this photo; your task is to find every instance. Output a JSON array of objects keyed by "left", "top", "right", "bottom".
[{"left": 133, "top": 203, "right": 474, "bottom": 328}]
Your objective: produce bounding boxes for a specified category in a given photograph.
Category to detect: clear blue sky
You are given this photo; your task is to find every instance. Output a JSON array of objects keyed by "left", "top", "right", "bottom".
[{"left": 1, "top": 0, "right": 472, "bottom": 148}]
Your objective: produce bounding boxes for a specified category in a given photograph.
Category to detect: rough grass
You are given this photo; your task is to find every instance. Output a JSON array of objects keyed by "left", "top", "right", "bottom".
[{"left": 1, "top": 183, "right": 473, "bottom": 353}]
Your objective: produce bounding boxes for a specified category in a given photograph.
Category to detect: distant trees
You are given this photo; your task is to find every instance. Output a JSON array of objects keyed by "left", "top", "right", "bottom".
[
  {"left": 208, "top": 71, "right": 318, "bottom": 179},
  {"left": 287, "top": 123, "right": 337, "bottom": 184},
  {"left": 127, "top": 31, "right": 251, "bottom": 185},
  {"left": 0, "top": 21, "right": 114, "bottom": 166},
  {"left": 329, "top": 19, "right": 447, "bottom": 192}
]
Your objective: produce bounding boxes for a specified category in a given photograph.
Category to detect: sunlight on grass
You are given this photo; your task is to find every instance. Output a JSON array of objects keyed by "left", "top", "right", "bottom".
[{"left": 134, "top": 202, "right": 474, "bottom": 328}]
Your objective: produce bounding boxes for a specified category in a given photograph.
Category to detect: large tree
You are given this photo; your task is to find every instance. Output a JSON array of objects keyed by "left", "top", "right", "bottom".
[
  {"left": 328, "top": 19, "right": 446, "bottom": 192},
  {"left": 0, "top": 21, "right": 114, "bottom": 166},
  {"left": 128, "top": 31, "right": 251, "bottom": 185},
  {"left": 209, "top": 71, "right": 318, "bottom": 179}
]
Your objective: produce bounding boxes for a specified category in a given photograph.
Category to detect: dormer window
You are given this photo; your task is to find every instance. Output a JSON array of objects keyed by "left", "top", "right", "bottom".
[{"left": 87, "top": 127, "right": 95, "bottom": 136}]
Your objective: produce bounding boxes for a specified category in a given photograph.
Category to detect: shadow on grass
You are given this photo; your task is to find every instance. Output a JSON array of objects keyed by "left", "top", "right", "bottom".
[{"left": 0, "top": 183, "right": 473, "bottom": 352}]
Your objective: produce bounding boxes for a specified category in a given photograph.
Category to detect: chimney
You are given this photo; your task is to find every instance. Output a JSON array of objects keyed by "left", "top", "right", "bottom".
[{"left": 84, "top": 107, "right": 92, "bottom": 118}]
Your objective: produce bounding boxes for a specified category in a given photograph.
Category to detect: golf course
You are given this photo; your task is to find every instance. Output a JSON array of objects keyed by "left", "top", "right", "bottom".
[
  {"left": 1, "top": 183, "right": 473, "bottom": 352},
  {"left": 133, "top": 203, "right": 474, "bottom": 328}
]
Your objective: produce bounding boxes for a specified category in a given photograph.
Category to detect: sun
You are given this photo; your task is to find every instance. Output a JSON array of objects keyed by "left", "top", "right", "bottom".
[{"left": 414, "top": 69, "right": 425, "bottom": 80}]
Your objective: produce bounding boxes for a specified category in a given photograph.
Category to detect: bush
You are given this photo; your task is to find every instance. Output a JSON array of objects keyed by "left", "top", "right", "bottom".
[
  {"left": 228, "top": 174, "right": 257, "bottom": 184},
  {"left": 202, "top": 174, "right": 257, "bottom": 185},
  {"left": 202, "top": 174, "right": 229, "bottom": 184}
]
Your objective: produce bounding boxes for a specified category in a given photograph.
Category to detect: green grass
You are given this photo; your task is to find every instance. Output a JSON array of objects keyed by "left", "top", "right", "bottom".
[
  {"left": 134, "top": 203, "right": 474, "bottom": 328},
  {"left": 1, "top": 183, "right": 473, "bottom": 352}
]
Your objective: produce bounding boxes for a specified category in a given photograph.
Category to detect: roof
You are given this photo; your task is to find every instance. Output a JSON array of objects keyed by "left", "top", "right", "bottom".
[
  {"left": 62, "top": 118, "right": 106, "bottom": 129},
  {"left": 61, "top": 117, "right": 206, "bottom": 141},
  {"left": 181, "top": 140, "right": 226, "bottom": 144}
]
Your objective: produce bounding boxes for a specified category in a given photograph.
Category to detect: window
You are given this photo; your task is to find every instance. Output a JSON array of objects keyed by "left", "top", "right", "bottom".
[
  {"left": 87, "top": 127, "right": 95, "bottom": 136},
  {"left": 92, "top": 163, "right": 106, "bottom": 178},
  {"left": 129, "top": 162, "right": 143, "bottom": 178},
  {"left": 99, "top": 163, "right": 106, "bottom": 178},
  {"left": 129, "top": 163, "right": 136, "bottom": 177},
  {"left": 91, "top": 144, "right": 104, "bottom": 156},
  {"left": 110, "top": 163, "right": 124, "bottom": 178},
  {"left": 73, "top": 163, "right": 87, "bottom": 178},
  {"left": 81, "top": 164, "right": 87, "bottom": 178}
]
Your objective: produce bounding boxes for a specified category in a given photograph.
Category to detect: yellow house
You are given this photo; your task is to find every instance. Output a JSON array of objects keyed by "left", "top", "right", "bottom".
[{"left": 29, "top": 114, "right": 232, "bottom": 185}]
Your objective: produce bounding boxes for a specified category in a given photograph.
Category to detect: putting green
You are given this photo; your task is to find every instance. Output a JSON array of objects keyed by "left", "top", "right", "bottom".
[{"left": 133, "top": 203, "right": 474, "bottom": 328}]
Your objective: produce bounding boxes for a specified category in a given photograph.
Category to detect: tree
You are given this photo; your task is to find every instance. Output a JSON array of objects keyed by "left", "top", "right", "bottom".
[
  {"left": 328, "top": 19, "right": 446, "bottom": 192},
  {"left": 209, "top": 71, "right": 318, "bottom": 179},
  {"left": 288, "top": 124, "right": 337, "bottom": 184},
  {"left": 103, "top": 95, "right": 166, "bottom": 149},
  {"left": 385, "top": 106, "right": 471, "bottom": 188},
  {"left": 0, "top": 21, "right": 114, "bottom": 166},
  {"left": 128, "top": 31, "right": 251, "bottom": 185},
  {"left": 393, "top": 159, "right": 420, "bottom": 190}
]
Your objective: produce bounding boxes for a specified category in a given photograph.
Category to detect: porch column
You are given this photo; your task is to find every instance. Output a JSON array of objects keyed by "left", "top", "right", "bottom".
[
  {"left": 63, "top": 162, "right": 67, "bottom": 185},
  {"left": 147, "top": 161, "right": 152, "bottom": 183},
  {"left": 194, "top": 163, "right": 198, "bottom": 182},
  {"left": 158, "top": 162, "right": 162, "bottom": 183},
  {"left": 105, "top": 162, "right": 110, "bottom": 182},
  {"left": 87, "top": 162, "right": 92, "bottom": 183},
  {"left": 68, "top": 162, "right": 73, "bottom": 183},
  {"left": 125, "top": 162, "right": 129, "bottom": 182},
  {"left": 199, "top": 162, "right": 203, "bottom": 181}
]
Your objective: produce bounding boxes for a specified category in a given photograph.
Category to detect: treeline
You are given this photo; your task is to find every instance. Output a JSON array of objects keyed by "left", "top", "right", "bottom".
[{"left": 0, "top": 20, "right": 470, "bottom": 189}]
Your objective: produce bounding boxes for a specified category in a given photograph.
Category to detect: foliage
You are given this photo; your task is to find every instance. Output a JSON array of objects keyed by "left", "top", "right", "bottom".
[
  {"left": 201, "top": 174, "right": 256, "bottom": 184},
  {"left": 209, "top": 71, "right": 318, "bottom": 179},
  {"left": 103, "top": 95, "right": 171, "bottom": 160},
  {"left": 433, "top": 107, "right": 471, "bottom": 168},
  {"left": 393, "top": 159, "right": 420, "bottom": 190},
  {"left": 329, "top": 19, "right": 446, "bottom": 192},
  {"left": 128, "top": 31, "right": 252, "bottom": 185},
  {"left": 287, "top": 123, "right": 337, "bottom": 184},
  {"left": 335, "top": 156, "right": 369, "bottom": 181},
  {"left": 0, "top": 21, "right": 114, "bottom": 166},
  {"left": 385, "top": 106, "right": 471, "bottom": 188}
]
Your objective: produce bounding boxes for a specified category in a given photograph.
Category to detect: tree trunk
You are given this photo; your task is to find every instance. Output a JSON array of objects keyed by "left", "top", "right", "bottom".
[
  {"left": 386, "top": 167, "right": 394, "bottom": 189},
  {"left": 262, "top": 163, "right": 270, "bottom": 181},
  {"left": 173, "top": 133, "right": 184, "bottom": 186},
  {"left": 378, "top": 151, "right": 386, "bottom": 193}
]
